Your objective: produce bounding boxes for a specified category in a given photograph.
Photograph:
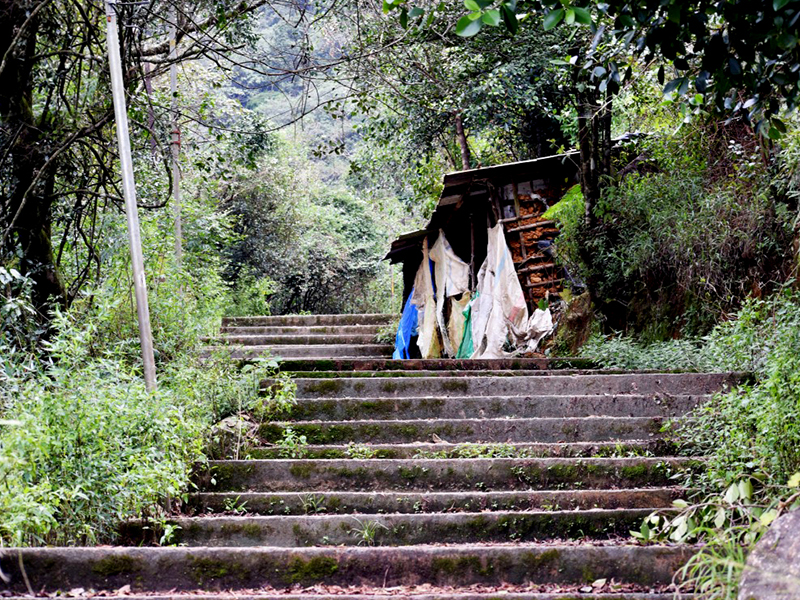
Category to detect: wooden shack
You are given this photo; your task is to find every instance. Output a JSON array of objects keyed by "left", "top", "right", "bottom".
[{"left": 385, "top": 151, "right": 581, "bottom": 314}]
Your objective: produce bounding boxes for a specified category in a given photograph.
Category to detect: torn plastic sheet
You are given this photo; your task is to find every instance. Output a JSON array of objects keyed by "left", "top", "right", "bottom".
[
  {"left": 508, "top": 307, "right": 554, "bottom": 354},
  {"left": 430, "top": 230, "right": 470, "bottom": 356},
  {"left": 410, "top": 237, "right": 441, "bottom": 359},
  {"left": 392, "top": 288, "right": 418, "bottom": 360},
  {"left": 470, "top": 224, "right": 529, "bottom": 359}
]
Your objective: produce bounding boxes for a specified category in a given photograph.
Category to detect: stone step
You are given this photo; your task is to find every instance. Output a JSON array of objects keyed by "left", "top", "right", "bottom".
[
  {"left": 222, "top": 314, "right": 395, "bottom": 327},
  {"left": 188, "top": 487, "right": 682, "bottom": 515},
  {"left": 4, "top": 595, "right": 687, "bottom": 600},
  {"left": 275, "top": 357, "right": 597, "bottom": 372},
  {"left": 201, "top": 457, "right": 693, "bottom": 492},
  {"left": 209, "top": 334, "right": 381, "bottom": 346},
  {"left": 221, "top": 325, "right": 383, "bottom": 336},
  {"left": 0, "top": 545, "right": 696, "bottom": 592},
  {"left": 204, "top": 344, "right": 394, "bottom": 359},
  {"left": 257, "top": 416, "right": 667, "bottom": 445},
  {"left": 289, "top": 373, "right": 739, "bottom": 398},
  {"left": 242, "top": 440, "right": 677, "bottom": 459},
  {"left": 125, "top": 508, "right": 660, "bottom": 547},
  {"left": 286, "top": 395, "right": 705, "bottom": 421}
]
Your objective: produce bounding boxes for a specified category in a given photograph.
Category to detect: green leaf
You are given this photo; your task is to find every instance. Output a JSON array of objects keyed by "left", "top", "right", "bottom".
[
  {"left": 501, "top": 3, "right": 519, "bottom": 33},
  {"left": 400, "top": 7, "right": 408, "bottom": 28},
  {"left": 739, "top": 479, "right": 753, "bottom": 501},
  {"left": 724, "top": 482, "right": 740, "bottom": 504},
  {"left": 482, "top": 9, "right": 501, "bottom": 25},
  {"left": 464, "top": 0, "right": 480, "bottom": 11},
  {"left": 788, "top": 472, "right": 800, "bottom": 487},
  {"left": 456, "top": 14, "right": 484, "bottom": 36},
  {"left": 714, "top": 507, "right": 726, "bottom": 528},
  {"left": 565, "top": 8, "right": 575, "bottom": 24},
  {"left": 543, "top": 8, "right": 565, "bottom": 30},
  {"left": 408, "top": 6, "right": 423, "bottom": 17},
  {"left": 663, "top": 77, "right": 686, "bottom": 95},
  {"left": 572, "top": 6, "right": 592, "bottom": 25},
  {"left": 774, "top": 0, "right": 790, "bottom": 10},
  {"left": 760, "top": 508, "right": 779, "bottom": 526},
  {"left": 778, "top": 32, "right": 798, "bottom": 49}
]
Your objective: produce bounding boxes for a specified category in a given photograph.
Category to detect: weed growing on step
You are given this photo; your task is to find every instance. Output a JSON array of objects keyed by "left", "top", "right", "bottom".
[
  {"left": 276, "top": 427, "right": 309, "bottom": 458},
  {"left": 345, "top": 442, "right": 378, "bottom": 459},
  {"left": 300, "top": 494, "right": 328, "bottom": 514},
  {"left": 348, "top": 518, "right": 387, "bottom": 546},
  {"left": 222, "top": 496, "right": 249, "bottom": 515}
]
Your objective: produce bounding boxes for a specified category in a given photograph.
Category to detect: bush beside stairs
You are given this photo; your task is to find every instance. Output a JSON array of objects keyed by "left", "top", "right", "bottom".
[{"left": 1, "top": 313, "right": 742, "bottom": 599}]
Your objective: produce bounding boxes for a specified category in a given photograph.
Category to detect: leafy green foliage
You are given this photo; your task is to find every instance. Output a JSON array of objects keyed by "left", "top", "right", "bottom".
[
  {"left": 559, "top": 125, "right": 794, "bottom": 338},
  {"left": 587, "top": 291, "right": 800, "bottom": 598}
]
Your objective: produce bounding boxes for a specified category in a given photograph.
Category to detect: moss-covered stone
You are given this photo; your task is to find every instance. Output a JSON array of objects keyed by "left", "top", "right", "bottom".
[
  {"left": 91, "top": 554, "right": 142, "bottom": 577},
  {"left": 283, "top": 556, "right": 339, "bottom": 585}
]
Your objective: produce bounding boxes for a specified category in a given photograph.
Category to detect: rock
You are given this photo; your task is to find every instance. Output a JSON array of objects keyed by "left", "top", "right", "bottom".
[{"left": 739, "top": 510, "right": 800, "bottom": 600}]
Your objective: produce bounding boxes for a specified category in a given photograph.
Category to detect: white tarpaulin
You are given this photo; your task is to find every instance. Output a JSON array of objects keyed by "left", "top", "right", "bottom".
[
  {"left": 508, "top": 307, "right": 554, "bottom": 354},
  {"left": 429, "top": 230, "right": 470, "bottom": 356},
  {"left": 470, "top": 224, "right": 529, "bottom": 358},
  {"left": 410, "top": 237, "right": 441, "bottom": 358}
]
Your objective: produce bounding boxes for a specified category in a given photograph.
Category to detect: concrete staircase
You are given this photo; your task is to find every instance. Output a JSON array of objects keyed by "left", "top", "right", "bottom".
[
  {"left": 1, "top": 313, "right": 742, "bottom": 599},
  {"left": 203, "top": 314, "right": 396, "bottom": 360}
]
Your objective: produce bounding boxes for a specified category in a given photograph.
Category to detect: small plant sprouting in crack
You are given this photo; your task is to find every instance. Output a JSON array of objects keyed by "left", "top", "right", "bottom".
[
  {"left": 349, "top": 517, "right": 388, "bottom": 546},
  {"left": 300, "top": 493, "right": 327, "bottom": 514},
  {"left": 276, "top": 426, "right": 308, "bottom": 458}
]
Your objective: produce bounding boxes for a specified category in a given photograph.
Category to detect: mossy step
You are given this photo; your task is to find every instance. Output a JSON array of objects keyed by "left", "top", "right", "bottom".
[
  {"left": 241, "top": 440, "right": 678, "bottom": 460},
  {"left": 284, "top": 395, "right": 706, "bottom": 421},
  {"left": 124, "top": 509, "right": 661, "bottom": 547},
  {"left": 202, "top": 344, "right": 394, "bottom": 359},
  {"left": 221, "top": 325, "right": 383, "bottom": 336},
  {"left": 274, "top": 358, "right": 599, "bottom": 372},
  {"left": 188, "top": 487, "right": 682, "bottom": 515},
  {"left": 210, "top": 334, "right": 381, "bottom": 346},
  {"left": 222, "top": 314, "right": 395, "bottom": 327},
  {"left": 199, "top": 457, "right": 696, "bottom": 492},
  {"left": 5, "top": 595, "right": 688, "bottom": 600},
  {"left": 288, "top": 373, "right": 741, "bottom": 399},
  {"left": 257, "top": 416, "right": 668, "bottom": 445},
  {"left": 0, "top": 544, "right": 696, "bottom": 592}
]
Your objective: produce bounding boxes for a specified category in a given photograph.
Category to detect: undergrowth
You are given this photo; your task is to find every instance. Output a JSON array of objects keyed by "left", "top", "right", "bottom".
[{"left": 586, "top": 290, "right": 800, "bottom": 598}]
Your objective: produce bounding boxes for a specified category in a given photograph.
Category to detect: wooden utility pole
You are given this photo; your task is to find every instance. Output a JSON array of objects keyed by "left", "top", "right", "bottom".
[
  {"left": 170, "top": 4, "right": 183, "bottom": 266},
  {"left": 104, "top": 0, "right": 157, "bottom": 391}
]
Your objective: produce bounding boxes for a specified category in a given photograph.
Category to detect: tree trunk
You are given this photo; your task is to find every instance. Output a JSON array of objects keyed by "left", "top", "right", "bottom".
[
  {"left": 0, "top": 2, "right": 67, "bottom": 311},
  {"left": 454, "top": 112, "right": 471, "bottom": 171}
]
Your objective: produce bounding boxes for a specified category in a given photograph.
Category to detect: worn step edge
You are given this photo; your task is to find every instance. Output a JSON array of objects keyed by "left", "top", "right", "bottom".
[
  {"left": 257, "top": 417, "right": 668, "bottom": 445},
  {"left": 0, "top": 544, "right": 696, "bottom": 592},
  {"left": 286, "top": 373, "right": 738, "bottom": 398},
  {"left": 221, "top": 325, "right": 384, "bottom": 336},
  {"left": 284, "top": 395, "right": 706, "bottom": 420},
  {"left": 201, "top": 457, "right": 696, "bottom": 492},
  {"left": 210, "top": 335, "right": 384, "bottom": 346},
  {"left": 221, "top": 314, "right": 395, "bottom": 326},
  {"left": 274, "top": 358, "right": 600, "bottom": 372},
  {"left": 4, "top": 594, "right": 689, "bottom": 600},
  {"left": 187, "top": 488, "right": 683, "bottom": 515},
  {"left": 202, "top": 345, "right": 393, "bottom": 359},
  {"left": 288, "top": 373, "right": 742, "bottom": 398},
  {"left": 240, "top": 440, "right": 679, "bottom": 460},
  {"left": 124, "top": 509, "right": 664, "bottom": 547}
]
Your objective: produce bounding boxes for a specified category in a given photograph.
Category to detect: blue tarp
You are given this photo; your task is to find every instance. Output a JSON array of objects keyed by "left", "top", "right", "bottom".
[{"left": 393, "top": 288, "right": 419, "bottom": 359}]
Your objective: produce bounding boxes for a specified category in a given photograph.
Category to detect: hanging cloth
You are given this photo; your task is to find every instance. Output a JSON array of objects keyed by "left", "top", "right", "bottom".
[
  {"left": 429, "top": 230, "right": 470, "bottom": 356},
  {"left": 456, "top": 292, "right": 478, "bottom": 358},
  {"left": 411, "top": 237, "right": 441, "bottom": 359},
  {"left": 392, "top": 288, "right": 418, "bottom": 360},
  {"left": 470, "top": 224, "right": 529, "bottom": 358}
]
